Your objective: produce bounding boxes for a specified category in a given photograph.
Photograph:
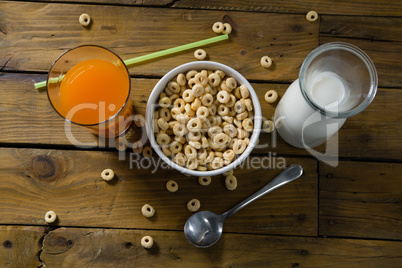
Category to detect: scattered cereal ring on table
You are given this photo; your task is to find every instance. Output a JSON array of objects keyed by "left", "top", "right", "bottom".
[
  {"left": 141, "top": 236, "right": 154, "bottom": 249},
  {"left": 222, "top": 23, "right": 232, "bottom": 34},
  {"left": 306, "top": 11, "right": 318, "bottom": 22},
  {"left": 187, "top": 199, "right": 201, "bottom": 212},
  {"left": 45, "top": 211, "right": 57, "bottom": 223},
  {"left": 101, "top": 169, "right": 115, "bottom": 181},
  {"left": 264, "top": 89, "right": 278, "bottom": 103},
  {"left": 133, "top": 114, "right": 146, "bottom": 127},
  {"left": 141, "top": 204, "right": 155, "bottom": 218},
  {"left": 260, "top": 56, "right": 272, "bottom": 69},
  {"left": 194, "top": 49, "right": 207, "bottom": 60},
  {"left": 166, "top": 180, "right": 179, "bottom": 192},
  {"left": 142, "top": 146, "right": 153, "bottom": 158},
  {"left": 212, "top": 22, "right": 224, "bottom": 33},
  {"left": 79, "top": 13, "right": 91, "bottom": 27},
  {"left": 198, "top": 176, "right": 212, "bottom": 186},
  {"left": 132, "top": 141, "right": 143, "bottom": 154},
  {"left": 263, "top": 120, "right": 275, "bottom": 133},
  {"left": 115, "top": 137, "right": 127, "bottom": 151},
  {"left": 225, "top": 175, "right": 237, "bottom": 190}
]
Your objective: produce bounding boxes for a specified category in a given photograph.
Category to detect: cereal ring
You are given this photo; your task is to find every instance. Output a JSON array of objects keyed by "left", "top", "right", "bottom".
[
  {"left": 226, "top": 94, "right": 236, "bottom": 107},
  {"left": 189, "top": 141, "right": 202, "bottom": 150},
  {"left": 186, "top": 70, "right": 198, "bottom": 81},
  {"left": 176, "top": 113, "right": 189, "bottom": 124},
  {"left": 194, "top": 73, "right": 208, "bottom": 86},
  {"left": 225, "top": 175, "right": 237, "bottom": 190},
  {"left": 215, "top": 70, "right": 226, "bottom": 79},
  {"left": 79, "top": 13, "right": 91, "bottom": 27},
  {"left": 141, "top": 204, "right": 155, "bottom": 218},
  {"left": 101, "top": 169, "right": 115, "bottom": 181},
  {"left": 233, "top": 86, "right": 242, "bottom": 99},
  {"left": 237, "top": 128, "right": 246, "bottom": 139},
  {"left": 236, "top": 110, "right": 248, "bottom": 120},
  {"left": 187, "top": 118, "right": 202, "bottom": 132},
  {"left": 197, "top": 165, "right": 207, "bottom": 171},
  {"left": 166, "top": 180, "right": 179, "bottom": 192},
  {"left": 177, "top": 73, "right": 187, "bottom": 86},
  {"left": 211, "top": 157, "right": 224, "bottom": 169},
  {"left": 213, "top": 133, "right": 229, "bottom": 146},
  {"left": 260, "top": 56, "right": 272, "bottom": 68},
  {"left": 223, "top": 149, "right": 235, "bottom": 161},
  {"left": 173, "top": 123, "right": 187, "bottom": 137},
  {"left": 201, "top": 136, "right": 209, "bottom": 148},
  {"left": 142, "top": 146, "right": 152, "bottom": 158},
  {"left": 132, "top": 141, "right": 143, "bottom": 154},
  {"left": 187, "top": 199, "right": 201, "bottom": 212},
  {"left": 187, "top": 78, "right": 197, "bottom": 88},
  {"left": 45, "top": 211, "right": 57, "bottom": 223},
  {"left": 182, "top": 89, "right": 195, "bottom": 103},
  {"left": 226, "top": 77, "right": 237, "bottom": 90},
  {"left": 240, "top": 84, "right": 250, "bottom": 99},
  {"left": 217, "top": 91, "right": 230, "bottom": 103},
  {"left": 115, "top": 137, "right": 127, "bottom": 151},
  {"left": 185, "top": 104, "right": 195, "bottom": 116},
  {"left": 242, "top": 118, "right": 254, "bottom": 132},
  {"left": 215, "top": 151, "right": 223, "bottom": 158},
  {"left": 192, "top": 84, "right": 204, "bottom": 97},
  {"left": 208, "top": 104, "right": 217, "bottom": 116},
  {"left": 233, "top": 139, "right": 247, "bottom": 154},
  {"left": 156, "top": 133, "right": 171, "bottom": 145},
  {"left": 188, "top": 131, "right": 201, "bottom": 142},
  {"left": 133, "top": 114, "right": 146, "bottom": 127},
  {"left": 223, "top": 124, "right": 237, "bottom": 138},
  {"left": 173, "top": 98, "right": 185, "bottom": 111},
  {"left": 201, "top": 93, "right": 214, "bottom": 106},
  {"left": 222, "top": 23, "right": 232, "bottom": 34},
  {"left": 159, "top": 97, "right": 172, "bottom": 108},
  {"left": 198, "top": 176, "right": 212, "bottom": 186},
  {"left": 264, "top": 90, "right": 278, "bottom": 103},
  {"left": 173, "top": 152, "right": 186, "bottom": 167},
  {"left": 243, "top": 98, "right": 253, "bottom": 112},
  {"left": 223, "top": 169, "right": 233, "bottom": 176},
  {"left": 196, "top": 106, "right": 209, "bottom": 120},
  {"left": 170, "top": 141, "right": 183, "bottom": 154},
  {"left": 157, "top": 118, "right": 169, "bottom": 131},
  {"left": 159, "top": 108, "right": 171, "bottom": 121},
  {"left": 186, "top": 158, "right": 198, "bottom": 170},
  {"left": 169, "top": 94, "right": 180, "bottom": 101},
  {"left": 212, "top": 22, "right": 224, "bottom": 33},
  {"left": 162, "top": 146, "right": 171, "bottom": 157},
  {"left": 168, "top": 81, "right": 181, "bottom": 93},
  {"left": 217, "top": 104, "right": 229, "bottom": 116},
  {"left": 234, "top": 100, "right": 246, "bottom": 113},
  {"left": 184, "top": 144, "right": 197, "bottom": 159},
  {"left": 190, "top": 98, "right": 202, "bottom": 111},
  {"left": 208, "top": 73, "right": 221, "bottom": 87},
  {"left": 263, "top": 120, "right": 275, "bottom": 133},
  {"left": 306, "top": 11, "right": 318, "bottom": 22},
  {"left": 208, "top": 126, "right": 223, "bottom": 138},
  {"left": 152, "top": 119, "right": 159, "bottom": 133},
  {"left": 194, "top": 49, "right": 207, "bottom": 60},
  {"left": 141, "top": 236, "right": 154, "bottom": 249}
]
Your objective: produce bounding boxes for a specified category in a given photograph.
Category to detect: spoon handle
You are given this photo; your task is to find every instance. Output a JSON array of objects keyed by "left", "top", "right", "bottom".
[{"left": 221, "top": 163, "right": 303, "bottom": 220}]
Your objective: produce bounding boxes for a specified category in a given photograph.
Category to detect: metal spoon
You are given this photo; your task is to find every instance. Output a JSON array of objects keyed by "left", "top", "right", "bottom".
[{"left": 184, "top": 163, "right": 303, "bottom": 248}]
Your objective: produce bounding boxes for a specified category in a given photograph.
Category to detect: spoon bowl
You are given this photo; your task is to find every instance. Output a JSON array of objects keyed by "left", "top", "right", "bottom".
[
  {"left": 184, "top": 211, "right": 223, "bottom": 248},
  {"left": 184, "top": 164, "right": 304, "bottom": 248}
]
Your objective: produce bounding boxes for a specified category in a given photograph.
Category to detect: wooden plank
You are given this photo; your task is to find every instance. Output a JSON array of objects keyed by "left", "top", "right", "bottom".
[
  {"left": 2, "top": 73, "right": 401, "bottom": 160},
  {"left": 320, "top": 16, "right": 402, "bottom": 88},
  {"left": 172, "top": 0, "right": 402, "bottom": 17},
  {"left": 7, "top": 0, "right": 173, "bottom": 5},
  {"left": 0, "top": 226, "right": 44, "bottom": 267},
  {"left": 39, "top": 227, "right": 402, "bottom": 267},
  {"left": 319, "top": 161, "right": 402, "bottom": 240},
  {"left": 0, "top": 1, "right": 318, "bottom": 82},
  {"left": 0, "top": 147, "right": 318, "bottom": 236}
]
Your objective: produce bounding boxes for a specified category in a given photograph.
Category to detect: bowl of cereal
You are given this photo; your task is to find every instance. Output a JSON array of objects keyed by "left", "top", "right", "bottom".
[{"left": 146, "top": 61, "right": 262, "bottom": 176}]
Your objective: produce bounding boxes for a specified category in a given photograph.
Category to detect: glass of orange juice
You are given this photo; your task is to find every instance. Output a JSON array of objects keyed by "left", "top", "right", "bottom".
[{"left": 46, "top": 45, "right": 133, "bottom": 138}]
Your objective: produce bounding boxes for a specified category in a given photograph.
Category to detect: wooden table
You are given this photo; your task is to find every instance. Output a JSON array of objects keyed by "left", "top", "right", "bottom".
[{"left": 1, "top": 1, "right": 401, "bottom": 267}]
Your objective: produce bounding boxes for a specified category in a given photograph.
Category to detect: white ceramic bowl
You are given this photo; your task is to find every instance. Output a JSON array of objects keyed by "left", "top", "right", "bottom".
[{"left": 146, "top": 61, "right": 262, "bottom": 176}]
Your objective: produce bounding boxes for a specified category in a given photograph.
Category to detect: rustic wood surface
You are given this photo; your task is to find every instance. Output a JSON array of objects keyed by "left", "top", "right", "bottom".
[{"left": 0, "top": 0, "right": 401, "bottom": 267}]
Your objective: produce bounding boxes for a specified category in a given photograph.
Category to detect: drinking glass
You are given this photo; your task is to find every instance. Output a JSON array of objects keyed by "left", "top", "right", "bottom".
[
  {"left": 274, "top": 42, "right": 378, "bottom": 148},
  {"left": 47, "top": 45, "right": 133, "bottom": 138}
]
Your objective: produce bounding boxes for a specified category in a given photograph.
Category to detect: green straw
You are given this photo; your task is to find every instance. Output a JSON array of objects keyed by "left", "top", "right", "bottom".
[{"left": 34, "top": 34, "right": 229, "bottom": 90}]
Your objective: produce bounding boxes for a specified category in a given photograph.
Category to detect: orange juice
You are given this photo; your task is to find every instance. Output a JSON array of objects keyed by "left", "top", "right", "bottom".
[{"left": 59, "top": 59, "right": 130, "bottom": 125}]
